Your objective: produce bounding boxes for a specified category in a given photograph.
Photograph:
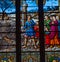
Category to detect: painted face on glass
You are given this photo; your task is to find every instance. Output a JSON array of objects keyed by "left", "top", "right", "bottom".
[
  {"left": 45, "top": 16, "right": 49, "bottom": 20},
  {"left": 53, "top": 16, "right": 56, "bottom": 21},
  {"left": 50, "top": 16, "right": 53, "bottom": 21},
  {"left": 27, "top": 16, "right": 31, "bottom": 21}
]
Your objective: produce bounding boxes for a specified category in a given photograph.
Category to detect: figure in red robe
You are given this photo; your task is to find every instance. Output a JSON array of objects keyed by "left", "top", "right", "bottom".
[
  {"left": 34, "top": 22, "right": 39, "bottom": 48},
  {"left": 34, "top": 23, "right": 39, "bottom": 38}
]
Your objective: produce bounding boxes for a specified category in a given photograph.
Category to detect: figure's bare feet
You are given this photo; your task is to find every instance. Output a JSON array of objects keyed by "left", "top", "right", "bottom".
[
  {"left": 57, "top": 45, "right": 60, "bottom": 48},
  {"left": 22, "top": 45, "right": 27, "bottom": 48},
  {"left": 34, "top": 45, "right": 37, "bottom": 49},
  {"left": 50, "top": 45, "right": 53, "bottom": 48},
  {"left": 37, "top": 45, "right": 40, "bottom": 48}
]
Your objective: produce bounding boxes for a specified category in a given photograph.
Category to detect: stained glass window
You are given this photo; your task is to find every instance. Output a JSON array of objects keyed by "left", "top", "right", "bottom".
[
  {"left": 0, "top": 0, "right": 60, "bottom": 62},
  {"left": 44, "top": 0, "right": 60, "bottom": 62},
  {"left": 20, "top": 0, "right": 40, "bottom": 61},
  {"left": 0, "top": 0, "right": 16, "bottom": 62}
]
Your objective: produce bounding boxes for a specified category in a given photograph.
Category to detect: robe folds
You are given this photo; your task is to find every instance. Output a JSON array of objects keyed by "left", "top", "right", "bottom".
[
  {"left": 49, "top": 20, "right": 59, "bottom": 45},
  {"left": 34, "top": 25, "right": 39, "bottom": 38},
  {"left": 24, "top": 20, "right": 36, "bottom": 37},
  {"left": 44, "top": 20, "right": 50, "bottom": 45}
]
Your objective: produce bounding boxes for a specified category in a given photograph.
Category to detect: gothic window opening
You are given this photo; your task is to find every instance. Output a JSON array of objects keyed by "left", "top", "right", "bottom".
[{"left": 0, "top": 0, "right": 16, "bottom": 62}]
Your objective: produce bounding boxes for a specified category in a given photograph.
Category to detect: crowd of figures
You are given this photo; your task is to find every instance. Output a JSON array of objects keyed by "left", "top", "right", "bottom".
[
  {"left": 44, "top": 15, "right": 60, "bottom": 49},
  {"left": 22, "top": 14, "right": 60, "bottom": 51}
]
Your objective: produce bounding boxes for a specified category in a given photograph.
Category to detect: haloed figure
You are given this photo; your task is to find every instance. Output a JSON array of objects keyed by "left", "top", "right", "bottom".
[
  {"left": 49, "top": 15, "right": 59, "bottom": 47},
  {"left": 23, "top": 15, "right": 36, "bottom": 48}
]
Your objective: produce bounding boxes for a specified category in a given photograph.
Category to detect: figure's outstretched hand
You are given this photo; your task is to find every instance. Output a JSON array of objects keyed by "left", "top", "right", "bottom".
[
  {"left": 45, "top": 27, "right": 48, "bottom": 31},
  {"left": 21, "top": 30, "right": 26, "bottom": 32},
  {"left": 52, "top": 21, "right": 54, "bottom": 24}
]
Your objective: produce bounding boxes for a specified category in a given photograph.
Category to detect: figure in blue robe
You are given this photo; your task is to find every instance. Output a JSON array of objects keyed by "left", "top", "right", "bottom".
[
  {"left": 24, "top": 20, "right": 36, "bottom": 37},
  {"left": 23, "top": 15, "right": 37, "bottom": 48},
  {"left": 58, "top": 20, "right": 60, "bottom": 39}
]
